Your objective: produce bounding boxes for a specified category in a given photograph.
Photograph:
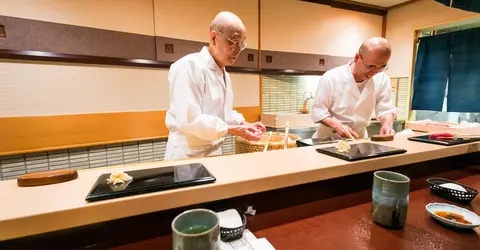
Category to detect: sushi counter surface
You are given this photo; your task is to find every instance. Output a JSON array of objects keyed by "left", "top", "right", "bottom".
[
  {"left": 253, "top": 173, "right": 480, "bottom": 250},
  {"left": 0, "top": 135, "right": 479, "bottom": 244},
  {"left": 115, "top": 167, "right": 479, "bottom": 250}
]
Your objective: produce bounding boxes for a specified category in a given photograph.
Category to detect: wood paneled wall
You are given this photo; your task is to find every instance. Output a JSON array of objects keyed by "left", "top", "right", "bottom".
[
  {"left": 0, "top": 0, "right": 385, "bottom": 156},
  {"left": 0, "top": 107, "right": 260, "bottom": 156}
]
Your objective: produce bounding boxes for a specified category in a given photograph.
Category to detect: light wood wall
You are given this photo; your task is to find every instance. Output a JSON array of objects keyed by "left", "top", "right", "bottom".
[{"left": 0, "top": 0, "right": 385, "bottom": 155}]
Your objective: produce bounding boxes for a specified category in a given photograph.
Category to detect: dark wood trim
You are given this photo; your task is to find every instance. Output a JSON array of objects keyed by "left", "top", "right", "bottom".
[
  {"left": 300, "top": 0, "right": 387, "bottom": 16},
  {"left": 335, "top": 0, "right": 387, "bottom": 10},
  {"left": 330, "top": 1, "right": 387, "bottom": 15},
  {"left": 258, "top": 0, "right": 263, "bottom": 114},
  {"left": 0, "top": 49, "right": 261, "bottom": 74},
  {"left": 226, "top": 66, "right": 261, "bottom": 74},
  {"left": 0, "top": 49, "right": 171, "bottom": 68},
  {"left": 261, "top": 49, "right": 350, "bottom": 74},
  {"left": 0, "top": 49, "right": 332, "bottom": 75},
  {"left": 155, "top": 36, "right": 259, "bottom": 69},
  {"left": 300, "top": 0, "right": 332, "bottom": 5},
  {"left": 0, "top": 15, "right": 156, "bottom": 60},
  {"left": 0, "top": 15, "right": 260, "bottom": 73},
  {"left": 382, "top": 13, "right": 387, "bottom": 37}
]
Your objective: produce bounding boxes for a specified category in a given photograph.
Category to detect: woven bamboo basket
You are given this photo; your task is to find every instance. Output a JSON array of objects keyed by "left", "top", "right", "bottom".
[{"left": 235, "top": 132, "right": 301, "bottom": 154}]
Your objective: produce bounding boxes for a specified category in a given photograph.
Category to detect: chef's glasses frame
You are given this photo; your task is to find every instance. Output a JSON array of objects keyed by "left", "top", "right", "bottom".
[
  {"left": 359, "top": 53, "right": 388, "bottom": 72},
  {"left": 215, "top": 30, "right": 247, "bottom": 51}
]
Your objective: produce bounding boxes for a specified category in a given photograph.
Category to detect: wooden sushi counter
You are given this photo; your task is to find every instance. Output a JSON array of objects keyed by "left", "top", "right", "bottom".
[{"left": 0, "top": 136, "right": 479, "bottom": 249}]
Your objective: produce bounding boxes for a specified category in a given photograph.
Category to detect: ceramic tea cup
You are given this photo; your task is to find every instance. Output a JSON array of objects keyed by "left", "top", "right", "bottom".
[
  {"left": 172, "top": 208, "right": 220, "bottom": 250},
  {"left": 372, "top": 171, "right": 410, "bottom": 229}
]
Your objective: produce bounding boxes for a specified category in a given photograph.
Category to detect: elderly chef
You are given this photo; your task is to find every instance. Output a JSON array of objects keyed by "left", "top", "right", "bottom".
[
  {"left": 311, "top": 37, "right": 397, "bottom": 139},
  {"left": 164, "top": 11, "right": 266, "bottom": 161}
]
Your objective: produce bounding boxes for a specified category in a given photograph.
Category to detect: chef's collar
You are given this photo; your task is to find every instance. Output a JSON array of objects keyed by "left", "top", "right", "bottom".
[
  {"left": 346, "top": 60, "right": 367, "bottom": 84},
  {"left": 200, "top": 46, "right": 224, "bottom": 75}
]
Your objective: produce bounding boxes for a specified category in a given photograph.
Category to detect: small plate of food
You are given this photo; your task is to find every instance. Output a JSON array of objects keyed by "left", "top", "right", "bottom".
[{"left": 426, "top": 203, "right": 480, "bottom": 229}]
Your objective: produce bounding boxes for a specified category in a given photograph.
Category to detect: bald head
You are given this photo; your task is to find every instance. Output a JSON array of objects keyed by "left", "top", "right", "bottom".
[
  {"left": 208, "top": 11, "right": 247, "bottom": 68},
  {"left": 351, "top": 37, "right": 391, "bottom": 82},
  {"left": 359, "top": 37, "right": 391, "bottom": 57},
  {"left": 210, "top": 11, "right": 246, "bottom": 35}
]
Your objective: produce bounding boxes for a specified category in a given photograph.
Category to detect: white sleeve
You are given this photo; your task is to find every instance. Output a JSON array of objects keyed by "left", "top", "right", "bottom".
[
  {"left": 229, "top": 110, "right": 245, "bottom": 125},
  {"left": 375, "top": 77, "right": 398, "bottom": 118},
  {"left": 169, "top": 60, "right": 228, "bottom": 141},
  {"left": 311, "top": 75, "right": 332, "bottom": 123}
]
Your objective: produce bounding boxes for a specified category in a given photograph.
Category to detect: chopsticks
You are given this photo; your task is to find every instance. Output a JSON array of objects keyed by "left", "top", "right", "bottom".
[
  {"left": 283, "top": 121, "right": 290, "bottom": 149},
  {"left": 343, "top": 125, "right": 356, "bottom": 141},
  {"left": 263, "top": 131, "right": 273, "bottom": 152}
]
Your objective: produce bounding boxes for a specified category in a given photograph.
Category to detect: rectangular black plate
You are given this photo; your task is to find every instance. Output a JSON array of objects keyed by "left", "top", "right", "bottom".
[
  {"left": 408, "top": 135, "right": 480, "bottom": 146},
  {"left": 297, "top": 136, "right": 352, "bottom": 147},
  {"left": 316, "top": 142, "right": 407, "bottom": 161},
  {"left": 85, "top": 163, "right": 216, "bottom": 202}
]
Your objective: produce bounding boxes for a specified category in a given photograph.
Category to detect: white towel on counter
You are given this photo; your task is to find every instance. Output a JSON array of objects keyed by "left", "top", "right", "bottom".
[
  {"left": 396, "top": 129, "right": 415, "bottom": 136},
  {"left": 217, "top": 209, "right": 243, "bottom": 228},
  {"left": 220, "top": 230, "right": 276, "bottom": 250}
]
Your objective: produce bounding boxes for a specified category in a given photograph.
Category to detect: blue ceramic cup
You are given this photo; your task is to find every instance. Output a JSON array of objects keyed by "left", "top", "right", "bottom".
[
  {"left": 172, "top": 209, "right": 220, "bottom": 250},
  {"left": 372, "top": 171, "right": 410, "bottom": 229}
]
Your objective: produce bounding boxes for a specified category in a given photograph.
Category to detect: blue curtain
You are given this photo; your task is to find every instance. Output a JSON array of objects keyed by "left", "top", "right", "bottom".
[
  {"left": 436, "top": 0, "right": 480, "bottom": 13},
  {"left": 435, "top": 0, "right": 451, "bottom": 7},
  {"left": 412, "top": 34, "right": 450, "bottom": 111},
  {"left": 447, "top": 28, "right": 480, "bottom": 112},
  {"left": 452, "top": 0, "right": 480, "bottom": 13}
]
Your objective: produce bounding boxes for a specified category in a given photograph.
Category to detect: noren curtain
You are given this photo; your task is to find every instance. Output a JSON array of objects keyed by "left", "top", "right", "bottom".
[
  {"left": 412, "top": 34, "right": 451, "bottom": 111},
  {"left": 435, "top": 0, "right": 480, "bottom": 13},
  {"left": 447, "top": 28, "right": 480, "bottom": 112}
]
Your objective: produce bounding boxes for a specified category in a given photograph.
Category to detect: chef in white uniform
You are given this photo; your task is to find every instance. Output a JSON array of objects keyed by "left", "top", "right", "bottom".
[
  {"left": 311, "top": 37, "right": 397, "bottom": 139},
  {"left": 164, "top": 11, "right": 266, "bottom": 161}
]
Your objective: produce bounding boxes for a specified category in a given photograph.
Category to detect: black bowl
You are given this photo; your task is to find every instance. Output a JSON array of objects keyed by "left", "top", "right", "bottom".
[{"left": 426, "top": 177, "right": 478, "bottom": 204}]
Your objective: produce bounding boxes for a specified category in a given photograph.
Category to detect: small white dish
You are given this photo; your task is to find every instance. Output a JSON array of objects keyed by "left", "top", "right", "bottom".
[{"left": 426, "top": 203, "right": 480, "bottom": 229}]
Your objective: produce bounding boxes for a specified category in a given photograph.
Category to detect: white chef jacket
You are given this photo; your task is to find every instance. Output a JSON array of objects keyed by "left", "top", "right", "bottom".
[
  {"left": 164, "top": 46, "right": 245, "bottom": 160},
  {"left": 311, "top": 63, "right": 397, "bottom": 139}
]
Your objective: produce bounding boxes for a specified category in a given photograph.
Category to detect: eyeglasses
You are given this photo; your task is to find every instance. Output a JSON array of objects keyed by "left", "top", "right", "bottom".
[
  {"left": 215, "top": 30, "right": 247, "bottom": 51},
  {"left": 359, "top": 54, "right": 388, "bottom": 72}
]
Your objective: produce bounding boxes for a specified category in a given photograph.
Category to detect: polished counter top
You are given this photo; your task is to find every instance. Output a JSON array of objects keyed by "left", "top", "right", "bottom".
[
  {"left": 254, "top": 174, "right": 480, "bottom": 250},
  {"left": 0, "top": 136, "right": 479, "bottom": 241}
]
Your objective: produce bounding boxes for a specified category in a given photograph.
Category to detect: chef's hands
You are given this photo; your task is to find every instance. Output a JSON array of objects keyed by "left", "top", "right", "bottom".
[
  {"left": 238, "top": 127, "right": 262, "bottom": 141},
  {"left": 380, "top": 125, "right": 396, "bottom": 135},
  {"left": 246, "top": 121, "right": 266, "bottom": 134},
  {"left": 320, "top": 117, "right": 359, "bottom": 139},
  {"left": 379, "top": 114, "right": 396, "bottom": 136},
  {"left": 333, "top": 124, "right": 360, "bottom": 139},
  {"left": 228, "top": 122, "right": 266, "bottom": 141}
]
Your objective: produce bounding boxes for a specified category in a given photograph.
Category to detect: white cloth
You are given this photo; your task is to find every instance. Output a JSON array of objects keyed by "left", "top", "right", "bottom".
[
  {"left": 164, "top": 46, "right": 245, "bottom": 160},
  {"left": 311, "top": 64, "right": 397, "bottom": 138},
  {"left": 396, "top": 129, "right": 415, "bottom": 137}
]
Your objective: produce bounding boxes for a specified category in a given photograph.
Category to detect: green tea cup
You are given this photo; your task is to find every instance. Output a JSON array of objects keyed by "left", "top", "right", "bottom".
[
  {"left": 372, "top": 171, "right": 410, "bottom": 229},
  {"left": 172, "top": 209, "right": 220, "bottom": 250}
]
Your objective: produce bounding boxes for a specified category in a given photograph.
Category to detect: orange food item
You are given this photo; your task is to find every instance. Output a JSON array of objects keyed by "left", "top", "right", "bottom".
[{"left": 434, "top": 211, "right": 472, "bottom": 224}]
